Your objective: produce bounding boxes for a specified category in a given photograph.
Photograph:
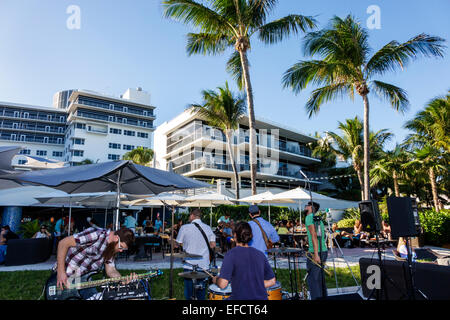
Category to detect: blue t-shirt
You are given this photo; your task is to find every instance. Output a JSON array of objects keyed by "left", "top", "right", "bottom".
[
  {"left": 219, "top": 246, "right": 275, "bottom": 300},
  {"left": 154, "top": 220, "right": 163, "bottom": 232},
  {"left": 248, "top": 217, "right": 280, "bottom": 256}
]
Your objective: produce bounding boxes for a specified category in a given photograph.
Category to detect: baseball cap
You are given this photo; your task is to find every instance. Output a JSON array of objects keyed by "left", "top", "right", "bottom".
[{"left": 249, "top": 205, "right": 260, "bottom": 214}]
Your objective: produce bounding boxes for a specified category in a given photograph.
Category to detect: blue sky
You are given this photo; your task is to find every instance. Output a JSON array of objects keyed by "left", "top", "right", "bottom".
[{"left": 0, "top": 0, "right": 449, "bottom": 149}]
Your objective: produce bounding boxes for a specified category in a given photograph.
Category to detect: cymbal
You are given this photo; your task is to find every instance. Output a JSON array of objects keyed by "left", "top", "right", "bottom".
[
  {"left": 209, "top": 267, "right": 220, "bottom": 274},
  {"left": 267, "top": 247, "right": 304, "bottom": 254},
  {"left": 178, "top": 271, "right": 209, "bottom": 280},
  {"left": 166, "top": 252, "right": 203, "bottom": 259}
]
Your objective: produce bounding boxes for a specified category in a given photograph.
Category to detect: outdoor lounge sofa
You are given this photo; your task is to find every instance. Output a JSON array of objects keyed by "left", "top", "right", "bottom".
[{"left": 4, "top": 237, "right": 53, "bottom": 266}]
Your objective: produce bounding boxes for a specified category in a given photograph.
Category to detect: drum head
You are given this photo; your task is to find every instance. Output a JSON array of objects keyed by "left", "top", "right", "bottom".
[
  {"left": 208, "top": 284, "right": 232, "bottom": 294},
  {"left": 267, "top": 281, "right": 282, "bottom": 290}
]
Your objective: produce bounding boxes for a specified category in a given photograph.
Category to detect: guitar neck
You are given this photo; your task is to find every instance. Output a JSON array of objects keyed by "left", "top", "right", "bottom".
[{"left": 68, "top": 271, "right": 158, "bottom": 290}]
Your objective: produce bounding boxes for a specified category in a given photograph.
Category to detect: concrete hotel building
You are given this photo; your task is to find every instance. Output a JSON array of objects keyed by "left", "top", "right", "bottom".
[
  {"left": 154, "top": 108, "right": 322, "bottom": 194},
  {"left": 0, "top": 88, "right": 156, "bottom": 168}
]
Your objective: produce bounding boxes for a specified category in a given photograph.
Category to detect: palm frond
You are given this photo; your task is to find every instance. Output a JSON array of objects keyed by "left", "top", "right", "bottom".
[
  {"left": 226, "top": 51, "right": 246, "bottom": 90},
  {"left": 304, "top": 83, "right": 353, "bottom": 118},
  {"left": 186, "top": 32, "right": 232, "bottom": 55},
  {"left": 365, "top": 33, "right": 446, "bottom": 77},
  {"left": 257, "top": 14, "right": 317, "bottom": 44},
  {"left": 371, "top": 80, "right": 409, "bottom": 112}
]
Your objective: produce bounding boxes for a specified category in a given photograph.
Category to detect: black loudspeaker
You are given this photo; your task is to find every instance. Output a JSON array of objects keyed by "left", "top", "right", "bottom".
[
  {"left": 359, "top": 200, "right": 381, "bottom": 232},
  {"left": 387, "top": 197, "right": 421, "bottom": 238}
]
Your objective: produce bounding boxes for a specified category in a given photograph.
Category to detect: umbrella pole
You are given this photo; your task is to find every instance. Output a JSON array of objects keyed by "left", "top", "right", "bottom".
[
  {"left": 68, "top": 197, "right": 72, "bottom": 236},
  {"left": 104, "top": 208, "right": 107, "bottom": 229},
  {"left": 162, "top": 206, "right": 166, "bottom": 233},
  {"left": 298, "top": 201, "right": 302, "bottom": 231},
  {"left": 268, "top": 202, "right": 271, "bottom": 224},
  {"left": 210, "top": 206, "right": 212, "bottom": 227},
  {"left": 170, "top": 205, "right": 174, "bottom": 299},
  {"left": 114, "top": 170, "right": 122, "bottom": 231}
]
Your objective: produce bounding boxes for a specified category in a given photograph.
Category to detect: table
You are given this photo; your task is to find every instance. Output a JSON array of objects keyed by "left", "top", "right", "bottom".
[{"left": 134, "top": 235, "right": 162, "bottom": 260}]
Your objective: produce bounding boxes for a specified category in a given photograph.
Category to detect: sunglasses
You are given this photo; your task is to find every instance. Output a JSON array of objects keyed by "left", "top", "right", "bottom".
[{"left": 118, "top": 239, "right": 128, "bottom": 251}]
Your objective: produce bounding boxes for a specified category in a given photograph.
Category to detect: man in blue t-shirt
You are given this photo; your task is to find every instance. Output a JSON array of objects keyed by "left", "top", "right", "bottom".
[
  {"left": 154, "top": 214, "right": 163, "bottom": 233},
  {"left": 213, "top": 221, "right": 276, "bottom": 300},
  {"left": 248, "top": 205, "right": 279, "bottom": 257}
]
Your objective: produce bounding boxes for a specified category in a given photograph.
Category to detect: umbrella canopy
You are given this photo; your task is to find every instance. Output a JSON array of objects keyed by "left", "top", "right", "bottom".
[
  {"left": 239, "top": 191, "right": 295, "bottom": 204},
  {"left": 0, "top": 186, "right": 67, "bottom": 206},
  {"left": 127, "top": 192, "right": 187, "bottom": 206},
  {"left": 0, "top": 146, "right": 22, "bottom": 170},
  {"left": 184, "top": 192, "right": 236, "bottom": 206},
  {"left": 2, "top": 160, "right": 210, "bottom": 230},
  {"left": 35, "top": 192, "right": 134, "bottom": 209}
]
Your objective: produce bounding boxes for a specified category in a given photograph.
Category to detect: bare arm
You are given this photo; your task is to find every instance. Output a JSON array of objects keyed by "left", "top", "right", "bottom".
[
  {"left": 215, "top": 277, "right": 229, "bottom": 289},
  {"left": 56, "top": 236, "right": 77, "bottom": 289},
  {"left": 264, "top": 277, "right": 276, "bottom": 288},
  {"left": 308, "top": 224, "right": 321, "bottom": 263}
]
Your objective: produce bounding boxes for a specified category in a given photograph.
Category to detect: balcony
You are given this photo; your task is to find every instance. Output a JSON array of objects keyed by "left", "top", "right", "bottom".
[{"left": 75, "top": 97, "right": 155, "bottom": 119}]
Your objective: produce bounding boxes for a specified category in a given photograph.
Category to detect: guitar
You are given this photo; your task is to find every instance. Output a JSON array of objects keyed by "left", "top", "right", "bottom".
[{"left": 45, "top": 269, "right": 163, "bottom": 300}]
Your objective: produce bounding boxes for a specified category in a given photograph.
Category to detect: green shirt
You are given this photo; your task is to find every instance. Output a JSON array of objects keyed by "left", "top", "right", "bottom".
[
  {"left": 305, "top": 214, "right": 327, "bottom": 253},
  {"left": 277, "top": 227, "right": 289, "bottom": 235}
]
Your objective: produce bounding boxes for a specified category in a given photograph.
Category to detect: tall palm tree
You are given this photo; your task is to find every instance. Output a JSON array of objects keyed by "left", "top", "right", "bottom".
[
  {"left": 282, "top": 15, "right": 445, "bottom": 200},
  {"left": 406, "top": 145, "right": 447, "bottom": 212},
  {"left": 370, "top": 145, "right": 411, "bottom": 197},
  {"left": 404, "top": 91, "right": 450, "bottom": 153},
  {"left": 314, "top": 117, "right": 392, "bottom": 200},
  {"left": 122, "top": 147, "right": 154, "bottom": 166},
  {"left": 163, "top": 0, "right": 317, "bottom": 194},
  {"left": 191, "top": 82, "right": 246, "bottom": 198}
]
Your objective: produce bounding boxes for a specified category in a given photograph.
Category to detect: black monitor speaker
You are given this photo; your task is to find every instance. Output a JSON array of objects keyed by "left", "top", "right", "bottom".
[
  {"left": 387, "top": 197, "right": 421, "bottom": 238},
  {"left": 359, "top": 200, "right": 381, "bottom": 233}
]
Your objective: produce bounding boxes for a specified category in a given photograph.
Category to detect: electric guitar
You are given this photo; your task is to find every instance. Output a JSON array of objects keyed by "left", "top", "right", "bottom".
[{"left": 45, "top": 269, "right": 163, "bottom": 300}]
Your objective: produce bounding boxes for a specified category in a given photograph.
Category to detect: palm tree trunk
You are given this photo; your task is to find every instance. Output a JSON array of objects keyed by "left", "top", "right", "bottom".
[
  {"left": 226, "top": 130, "right": 240, "bottom": 199},
  {"left": 355, "top": 167, "right": 364, "bottom": 201},
  {"left": 393, "top": 170, "right": 400, "bottom": 197},
  {"left": 429, "top": 167, "right": 440, "bottom": 212},
  {"left": 238, "top": 49, "right": 257, "bottom": 195},
  {"left": 362, "top": 94, "right": 370, "bottom": 201}
]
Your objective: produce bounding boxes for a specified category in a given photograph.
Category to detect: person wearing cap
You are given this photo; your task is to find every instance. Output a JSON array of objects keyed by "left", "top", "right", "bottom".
[
  {"left": 248, "top": 205, "right": 279, "bottom": 257},
  {"left": 305, "top": 201, "right": 328, "bottom": 300}
]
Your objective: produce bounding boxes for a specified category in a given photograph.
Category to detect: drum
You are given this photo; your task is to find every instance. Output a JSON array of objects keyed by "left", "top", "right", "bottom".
[
  {"left": 208, "top": 284, "right": 232, "bottom": 300},
  {"left": 266, "top": 281, "right": 282, "bottom": 300}
]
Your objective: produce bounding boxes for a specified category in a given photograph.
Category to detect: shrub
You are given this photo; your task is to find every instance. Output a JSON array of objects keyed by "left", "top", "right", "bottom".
[
  {"left": 343, "top": 207, "right": 360, "bottom": 220},
  {"left": 19, "top": 219, "right": 40, "bottom": 239},
  {"left": 419, "top": 209, "right": 450, "bottom": 246},
  {"left": 337, "top": 218, "right": 355, "bottom": 228}
]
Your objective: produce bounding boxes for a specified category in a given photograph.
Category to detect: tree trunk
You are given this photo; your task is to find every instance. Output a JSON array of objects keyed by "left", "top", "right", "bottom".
[
  {"left": 429, "top": 167, "right": 440, "bottom": 212},
  {"left": 355, "top": 167, "right": 364, "bottom": 201},
  {"left": 238, "top": 49, "right": 257, "bottom": 195},
  {"left": 393, "top": 170, "right": 400, "bottom": 197},
  {"left": 362, "top": 94, "right": 370, "bottom": 201},
  {"left": 226, "top": 130, "right": 240, "bottom": 200}
]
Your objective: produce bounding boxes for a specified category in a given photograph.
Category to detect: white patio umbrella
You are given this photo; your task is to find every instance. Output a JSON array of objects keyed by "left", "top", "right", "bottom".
[
  {"left": 239, "top": 191, "right": 295, "bottom": 223},
  {"left": 184, "top": 192, "right": 236, "bottom": 227}
]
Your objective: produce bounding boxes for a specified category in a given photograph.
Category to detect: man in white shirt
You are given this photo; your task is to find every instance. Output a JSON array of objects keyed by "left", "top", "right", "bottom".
[{"left": 175, "top": 209, "right": 216, "bottom": 300}]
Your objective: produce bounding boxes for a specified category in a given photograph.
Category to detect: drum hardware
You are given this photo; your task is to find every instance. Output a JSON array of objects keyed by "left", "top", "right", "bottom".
[{"left": 166, "top": 251, "right": 203, "bottom": 259}]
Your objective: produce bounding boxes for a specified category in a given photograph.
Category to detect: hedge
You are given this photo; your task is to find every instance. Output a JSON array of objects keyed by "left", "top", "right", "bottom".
[{"left": 419, "top": 209, "right": 450, "bottom": 247}]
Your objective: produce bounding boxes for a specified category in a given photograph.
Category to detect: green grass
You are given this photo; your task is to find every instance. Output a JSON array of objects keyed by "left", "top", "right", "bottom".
[{"left": 0, "top": 267, "right": 361, "bottom": 300}]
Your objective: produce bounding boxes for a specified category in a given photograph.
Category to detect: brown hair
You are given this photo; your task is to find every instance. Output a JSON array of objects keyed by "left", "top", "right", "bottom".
[
  {"left": 102, "top": 228, "right": 135, "bottom": 262},
  {"left": 190, "top": 208, "right": 202, "bottom": 218},
  {"left": 234, "top": 221, "right": 253, "bottom": 244}
]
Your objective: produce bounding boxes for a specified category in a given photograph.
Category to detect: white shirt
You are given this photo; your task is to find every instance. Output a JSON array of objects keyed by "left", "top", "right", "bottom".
[{"left": 176, "top": 219, "right": 215, "bottom": 271}]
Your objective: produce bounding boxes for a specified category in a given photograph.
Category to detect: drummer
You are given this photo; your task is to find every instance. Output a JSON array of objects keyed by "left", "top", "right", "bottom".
[{"left": 212, "top": 221, "right": 276, "bottom": 300}]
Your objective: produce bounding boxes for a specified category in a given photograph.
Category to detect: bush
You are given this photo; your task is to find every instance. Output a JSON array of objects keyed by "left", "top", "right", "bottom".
[
  {"left": 419, "top": 209, "right": 450, "bottom": 246},
  {"left": 337, "top": 218, "right": 355, "bottom": 228},
  {"left": 19, "top": 219, "right": 40, "bottom": 239},
  {"left": 343, "top": 208, "right": 360, "bottom": 220}
]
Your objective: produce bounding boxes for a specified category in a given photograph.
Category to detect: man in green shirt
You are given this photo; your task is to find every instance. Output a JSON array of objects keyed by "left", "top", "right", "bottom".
[{"left": 305, "top": 201, "right": 328, "bottom": 300}]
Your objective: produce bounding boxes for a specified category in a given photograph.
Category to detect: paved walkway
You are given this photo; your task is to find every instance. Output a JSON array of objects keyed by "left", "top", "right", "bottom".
[{"left": 1, "top": 246, "right": 449, "bottom": 272}]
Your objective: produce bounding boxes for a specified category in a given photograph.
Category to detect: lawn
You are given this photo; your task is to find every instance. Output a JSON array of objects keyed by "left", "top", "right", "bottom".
[{"left": 0, "top": 267, "right": 361, "bottom": 300}]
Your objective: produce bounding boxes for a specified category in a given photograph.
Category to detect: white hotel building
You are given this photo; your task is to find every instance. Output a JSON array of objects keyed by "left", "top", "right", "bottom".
[
  {"left": 0, "top": 88, "right": 156, "bottom": 168},
  {"left": 154, "top": 108, "right": 322, "bottom": 193}
]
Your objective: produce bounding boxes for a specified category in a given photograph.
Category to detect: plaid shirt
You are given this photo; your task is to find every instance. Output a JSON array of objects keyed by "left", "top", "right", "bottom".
[{"left": 53, "top": 228, "right": 114, "bottom": 277}]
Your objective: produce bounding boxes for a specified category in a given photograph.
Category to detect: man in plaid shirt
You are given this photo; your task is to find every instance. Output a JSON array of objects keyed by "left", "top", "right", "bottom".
[{"left": 54, "top": 227, "right": 136, "bottom": 299}]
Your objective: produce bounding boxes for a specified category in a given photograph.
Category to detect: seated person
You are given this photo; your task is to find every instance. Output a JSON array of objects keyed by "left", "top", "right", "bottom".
[
  {"left": 0, "top": 225, "right": 19, "bottom": 263},
  {"left": 397, "top": 237, "right": 417, "bottom": 260},
  {"left": 381, "top": 221, "right": 392, "bottom": 240},
  {"left": 218, "top": 214, "right": 231, "bottom": 225},
  {"left": 277, "top": 220, "right": 289, "bottom": 235},
  {"left": 221, "top": 223, "right": 234, "bottom": 252},
  {"left": 144, "top": 221, "right": 155, "bottom": 234},
  {"left": 33, "top": 225, "right": 52, "bottom": 239},
  {"left": 352, "top": 219, "right": 368, "bottom": 242}
]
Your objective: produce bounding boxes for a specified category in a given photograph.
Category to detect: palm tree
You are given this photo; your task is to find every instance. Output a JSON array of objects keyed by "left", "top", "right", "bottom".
[
  {"left": 79, "top": 158, "right": 94, "bottom": 165},
  {"left": 191, "top": 82, "right": 246, "bottom": 198},
  {"left": 282, "top": 15, "right": 445, "bottom": 200},
  {"left": 314, "top": 117, "right": 392, "bottom": 200},
  {"left": 406, "top": 145, "right": 447, "bottom": 212},
  {"left": 162, "top": 0, "right": 317, "bottom": 194},
  {"left": 370, "top": 145, "right": 411, "bottom": 197},
  {"left": 404, "top": 91, "right": 450, "bottom": 153},
  {"left": 122, "top": 147, "right": 154, "bottom": 166}
]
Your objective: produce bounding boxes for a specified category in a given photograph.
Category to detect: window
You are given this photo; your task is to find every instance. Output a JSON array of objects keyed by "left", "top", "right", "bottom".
[
  {"left": 19, "top": 149, "right": 31, "bottom": 155},
  {"left": 23, "top": 112, "right": 29, "bottom": 119},
  {"left": 109, "top": 128, "right": 122, "bottom": 134},
  {"left": 18, "top": 159, "right": 28, "bottom": 165},
  {"left": 14, "top": 111, "right": 20, "bottom": 118},
  {"left": 47, "top": 115, "right": 52, "bottom": 121},
  {"left": 137, "top": 132, "right": 149, "bottom": 139},
  {"left": 109, "top": 143, "right": 121, "bottom": 149},
  {"left": 73, "top": 138, "right": 85, "bottom": 145},
  {"left": 53, "top": 151, "right": 63, "bottom": 157},
  {"left": 60, "top": 116, "right": 65, "bottom": 123},
  {"left": 36, "top": 150, "right": 47, "bottom": 156},
  {"left": 124, "top": 130, "right": 135, "bottom": 136},
  {"left": 108, "top": 154, "right": 120, "bottom": 160},
  {"left": 72, "top": 150, "right": 84, "bottom": 157},
  {"left": 108, "top": 116, "right": 114, "bottom": 122},
  {"left": 76, "top": 123, "right": 86, "bottom": 129},
  {"left": 123, "top": 144, "right": 135, "bottom": 151}
]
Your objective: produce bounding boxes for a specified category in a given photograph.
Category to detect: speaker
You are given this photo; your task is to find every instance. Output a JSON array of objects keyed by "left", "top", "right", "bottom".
[
  {"left": 359, "top": 200, "right": 381, "bottom": 232},
  {"left": 387, "top": 197, "right": 421, "bottom": 238}
]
